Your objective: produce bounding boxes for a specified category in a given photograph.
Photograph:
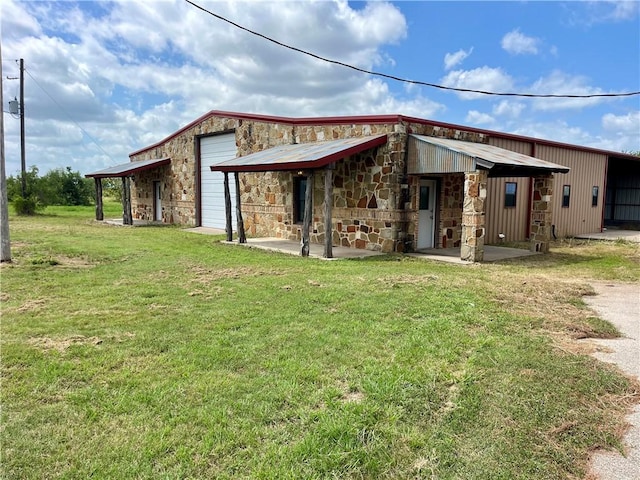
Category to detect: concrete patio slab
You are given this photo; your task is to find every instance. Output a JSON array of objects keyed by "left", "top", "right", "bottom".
[
  {"left": 408, "top": 245, "right": 539, "bottom": 264},
  {"left": 221, "top": 237, "right": 385, "bottom": 260}
]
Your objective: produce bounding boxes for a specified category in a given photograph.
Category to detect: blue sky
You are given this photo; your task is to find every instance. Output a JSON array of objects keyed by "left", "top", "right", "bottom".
[{"left": 2, "top": 0, "right": 639, "bottom": 176}]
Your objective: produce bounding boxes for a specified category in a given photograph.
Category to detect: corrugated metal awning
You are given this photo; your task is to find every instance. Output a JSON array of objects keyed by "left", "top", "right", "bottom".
[
  {"left": 85, "top": 158, "right": 171, "bottom": 178},
  {"left": 210, "top": 135, "right": 388, "bottom": 172},
  {"left": 408, "top": 135, "right": 570, "bottom": 177}
]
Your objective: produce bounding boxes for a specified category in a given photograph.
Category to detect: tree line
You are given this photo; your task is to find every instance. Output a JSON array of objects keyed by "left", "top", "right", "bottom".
[{"left": 7, "top": 166, "right": 121, "bottom": 215}]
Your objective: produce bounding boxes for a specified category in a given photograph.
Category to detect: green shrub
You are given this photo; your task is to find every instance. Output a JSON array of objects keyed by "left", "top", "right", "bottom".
[{"left": 12, "top": 195, "right": 43, "bottom": 215}]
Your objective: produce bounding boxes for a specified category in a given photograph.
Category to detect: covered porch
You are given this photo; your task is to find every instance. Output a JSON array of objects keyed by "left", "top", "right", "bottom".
[
  {"left": 407, "top": 135, "right": 570, "bottom": 262},
  {"left": 210, "top": 135, "right": 389, "bottom": 259},
  {"left": 85, "top": 158, "right": 170, "bottom": 225}
]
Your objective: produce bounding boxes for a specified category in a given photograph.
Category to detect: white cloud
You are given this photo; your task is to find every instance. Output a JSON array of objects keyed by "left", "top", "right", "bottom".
[
  {"left": 444, "top": 47, "right": 473, "bottom": 71},
  {"left": 602, "top": 111, "right": 640, "bottom": 132},
  {"left": 466, "top": 110, "right": 495, "bottom": 125},
  {"left": 529, "top": 71, "right": 611, "bottom": 111},
  {"left": 492, "top": 100, "right": 525, "bottom": 118},
  {"left": 440, "top": 67, "right": 514, "bottom": 99},
  {"left": 501, "top": 29, "right": 540, "bottom": 55},
  {"left": 600, "top": 111, "right": 640, "bottom": 152},
  {"left": 565, "top": 0, "right": 639, "bottom": 26},
  {"left": 608, "top": 0, "right": 640, "bottom": 20},
  {"left": 1, "top": 0, "right": 422, "bottom": 175},
  {"left": 510, "top": 121, "right": 593, "bottom": 146}
]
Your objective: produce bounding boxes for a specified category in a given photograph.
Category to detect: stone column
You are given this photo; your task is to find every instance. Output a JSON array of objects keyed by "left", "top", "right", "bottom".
[
  {"left": 530, "top": 174, "right": 554, "bottom": 253},
  {"left": 460, "top": 170, "right": 487, "bottom": 262}
]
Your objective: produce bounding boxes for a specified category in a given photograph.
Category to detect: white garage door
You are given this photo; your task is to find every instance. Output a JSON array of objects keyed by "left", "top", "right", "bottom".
[{"left": 200, "top": 133, "right": 237, "bottom": 229}]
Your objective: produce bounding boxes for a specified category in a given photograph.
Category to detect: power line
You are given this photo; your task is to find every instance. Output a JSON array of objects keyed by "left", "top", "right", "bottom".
[
  {"left": 23, "top": 67, "right": 117, "bottom": 164},
  {"left": 184, "top": 0, "right": 640, "bottom": 99}
]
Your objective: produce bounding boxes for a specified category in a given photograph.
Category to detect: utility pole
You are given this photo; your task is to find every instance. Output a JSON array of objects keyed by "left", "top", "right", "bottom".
[
  {"left": 0, "top": 40, "right": 12, "bottom": 262},
  {"left": 19, "top": 58, "right": 26, "bottom": 198}
]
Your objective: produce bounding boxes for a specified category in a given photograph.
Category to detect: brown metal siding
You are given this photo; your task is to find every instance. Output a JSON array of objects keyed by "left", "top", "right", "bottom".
[
  {"left": 485, "top": 138, "right": 533, "bottom": 243},
  {"left": 535, "top": 145, "right": 607, "bottom": 237},
  {"left": 486, "top": 177, "right": 530, "bottom": 243}
]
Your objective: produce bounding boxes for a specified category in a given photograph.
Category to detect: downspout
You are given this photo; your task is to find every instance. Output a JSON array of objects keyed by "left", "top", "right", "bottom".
[{"left": 601, "top": 156, "right": 609, "bottom": 232}]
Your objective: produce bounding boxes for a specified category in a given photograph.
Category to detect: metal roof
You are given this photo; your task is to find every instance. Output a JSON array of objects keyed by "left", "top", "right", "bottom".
[
  {"left": 209, "top": 135, "right": 388, "bottom": 172},
  {"left": 408, "top": 135, "right": 570, "bottom": 177},
  {"left": 85, "top": 158, "right": 171, "bottom": 178}
]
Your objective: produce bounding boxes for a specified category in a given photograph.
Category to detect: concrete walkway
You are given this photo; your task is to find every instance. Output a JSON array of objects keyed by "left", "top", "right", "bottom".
[
  {"left": 576, "top": 229, "right": 640, "bottom": 243},
  {"left": 585, "top": 282, "right": 640, "bottom": 480}
]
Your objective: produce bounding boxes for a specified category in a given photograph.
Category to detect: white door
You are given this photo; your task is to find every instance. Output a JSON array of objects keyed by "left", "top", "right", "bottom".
[
  {"left": 153, "top": 181, "right": 162, "bottom": 221},
  {"left": 200, "top": 134, "right": 237, "bottom": 229},
  {"left": 417, "top": 179, "right": 436, "bottom": 249}
]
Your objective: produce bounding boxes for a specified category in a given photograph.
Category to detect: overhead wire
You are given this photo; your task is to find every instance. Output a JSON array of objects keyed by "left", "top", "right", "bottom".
[
  {"left": 184, "top": 0, "right": 640, "bottom": 99},
  {"left": 23, "top": 66, "right": 118, "bottom": 164}
]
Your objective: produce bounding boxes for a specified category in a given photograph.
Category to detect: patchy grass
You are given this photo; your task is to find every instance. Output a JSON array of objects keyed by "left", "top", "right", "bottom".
[{"left": 1, "top": 205, "right": 638, "bottom": 479}]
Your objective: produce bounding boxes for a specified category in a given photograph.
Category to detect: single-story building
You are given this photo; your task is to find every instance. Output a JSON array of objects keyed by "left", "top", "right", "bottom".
[{"left": 86, "top": 111, "right": 640, "bottom": 261}]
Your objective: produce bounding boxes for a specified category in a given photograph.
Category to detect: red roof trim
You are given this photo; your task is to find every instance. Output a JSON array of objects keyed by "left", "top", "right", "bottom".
[
  {"left": 210, "top": 135, "right": 388, "bottom": 173},
  {"left": 85, "top": 158, "right": 171, "bottom": 178},
  {"left": 129, "top": 110, "right": 638, "bottom": 161}
]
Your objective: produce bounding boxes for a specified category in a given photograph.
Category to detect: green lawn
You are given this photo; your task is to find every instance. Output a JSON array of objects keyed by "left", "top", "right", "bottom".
[{"left": 1, "top": 203, "right": 638, "bottom": 479}]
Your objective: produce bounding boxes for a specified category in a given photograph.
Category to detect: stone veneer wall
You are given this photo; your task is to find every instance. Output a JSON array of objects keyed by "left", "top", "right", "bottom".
[
  {"left": 129, "top": 114, "right": 490, "bottom": 253},
  {"left": 130, "top": 117, "right": 240, "bottom": 226},
  {"left": 241, "top": 123, "right": 408, "bottom": 253},
  {"left": 530, "top": 174, "right": 554, "bottom": 253},
  {"left": 132, "top": 165, "right": 173, "bottom": 222},
  {"left": 438, "top": 173, "right": 464, "bottom": 248}
]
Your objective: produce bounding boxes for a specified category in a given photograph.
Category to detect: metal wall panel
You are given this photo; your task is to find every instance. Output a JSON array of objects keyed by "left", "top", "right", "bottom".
[
  {"left": 485, "top": 138, "right": 533, "bottom": 243},
  {"left": 407, "top": 135, "right": 474, "bottom": 174},
  {"left": 486, "top": 177, "right": 530, "bottom": 243},
  {"left": 535, "top": 145, "right": 607, "bottom": 237}
]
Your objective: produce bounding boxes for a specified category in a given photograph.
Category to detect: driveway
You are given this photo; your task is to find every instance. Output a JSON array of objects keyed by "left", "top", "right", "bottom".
[{"left": 585, "top": 282, "right": 640, "bottom": 480}]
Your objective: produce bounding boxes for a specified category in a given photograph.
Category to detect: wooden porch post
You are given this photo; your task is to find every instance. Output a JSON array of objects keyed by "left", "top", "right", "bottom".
[
  {"left": 234, "top": 172, "right": 246, "bottom": 243},
  {"left": 323, "top": 164, "right": 334, "bottom": 259},
  {"left": 94, "top": 177, "right": 103, "bottom": 221},
  {"left": 223, "top": 172, "right": 233, "bottom": 241},
  {"left": 301, "top": 171, "right": 314, "bottom": 257},
  {"left": 121, "top": 176, "right": 133, "bottom": 225}
]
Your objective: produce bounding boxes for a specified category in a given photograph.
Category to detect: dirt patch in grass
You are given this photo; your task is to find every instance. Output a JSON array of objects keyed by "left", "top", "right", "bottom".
[
  {"left": 486, "top": 272, "right": 605, "bottom": 336},
  {"left": 188, "top": 265, "right": 281, "bottom": 284},
  {"left": 17, "top": 299, "right": 48, "bottom": 313},
  {"left": 28, "top": 335, "right": 104, "bottom": 352},
  {"left": 377, "top": 274, "right": 440, "bottom": 288},
  {"left": 55, "top": 255, "right": 94, "bottom": 268},
  {"left": 27, "top": 332, "right": 135, "bottom": 352},
  {"left": 2, "top": 253, "right": 95, "bottom": 268}
]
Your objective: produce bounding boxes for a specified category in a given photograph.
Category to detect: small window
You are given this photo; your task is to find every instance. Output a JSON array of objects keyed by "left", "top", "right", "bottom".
[
  {"left": 592, "top": 186, "right": 599, "bottom": 207},
  {"left": 562, "top": 185, "right": 571, "bottom": 208},
  {"left": 293, "top": 176, "right": 307, "bottom": 223},
  {"left": 419, "top": 185, "right": 430, "bottom": 210},
  {"left": 504, "top": 182, "right": 517, "bottom": 207}
]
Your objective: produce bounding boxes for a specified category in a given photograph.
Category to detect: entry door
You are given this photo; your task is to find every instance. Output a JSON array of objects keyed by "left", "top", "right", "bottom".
[
  {"left": 153, "top": 181, "right": 162, "bottom": 221},
  {"left": 417, "top": 179, "right": 436, "bottom": 249}
]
